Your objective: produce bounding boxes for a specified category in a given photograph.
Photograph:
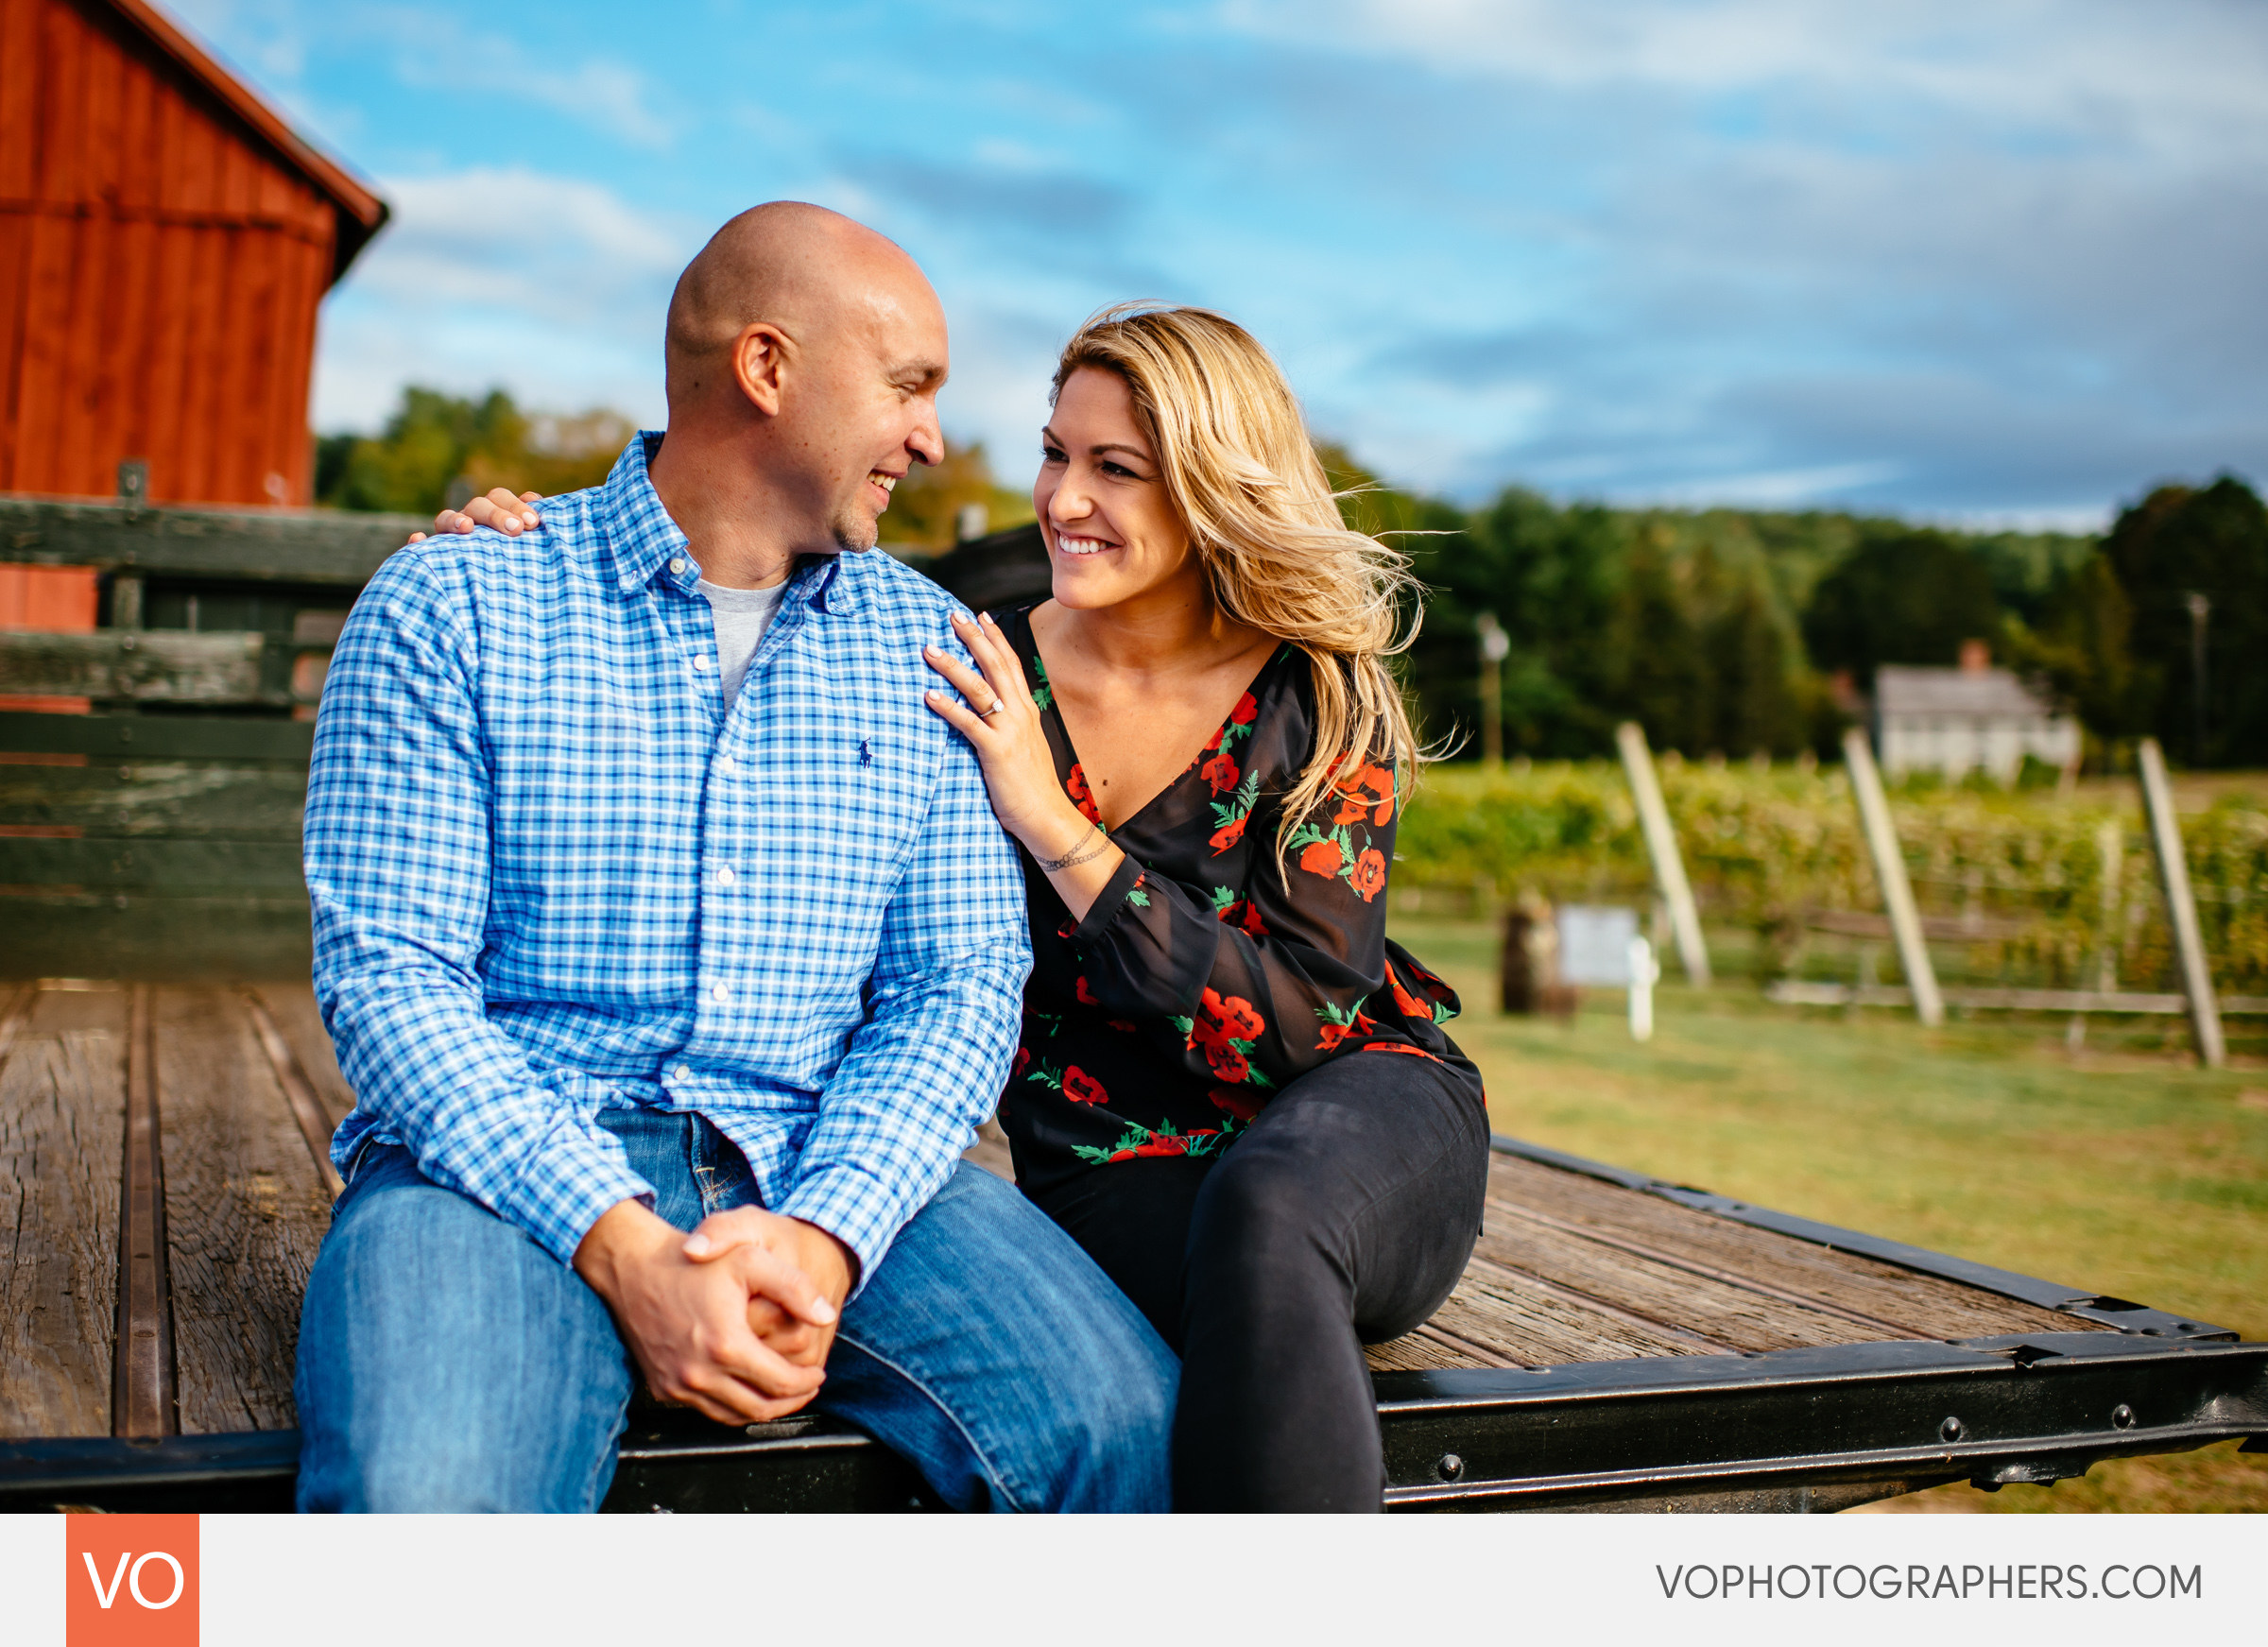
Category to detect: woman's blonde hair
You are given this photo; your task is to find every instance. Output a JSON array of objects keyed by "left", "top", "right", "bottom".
[{"left": 1051, "top": 302, "right": 1422, "bottom": 852}]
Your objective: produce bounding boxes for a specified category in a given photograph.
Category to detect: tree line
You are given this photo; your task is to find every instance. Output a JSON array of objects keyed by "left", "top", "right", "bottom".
[
  {"left": 315, "top": 386, "right": 1028, "bottom": 553},
  {"left": 1320, "top": 447, "right": 2265, "bottom": 771},
  {"left": 318, "top": 387, "right": 2265, "bottom": 769}
]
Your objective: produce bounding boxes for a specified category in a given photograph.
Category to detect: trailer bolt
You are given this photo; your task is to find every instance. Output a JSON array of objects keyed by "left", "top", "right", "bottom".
[
  {"left": 1435, "top": 1452, "right": 1465, "bottom": 1482},
  {"left": 2112, "top": 1404, "right": 2137, "bottom": 1431},
  {"left": 1939, "top": 1416, "right": 1965, "bottom": 1443}
]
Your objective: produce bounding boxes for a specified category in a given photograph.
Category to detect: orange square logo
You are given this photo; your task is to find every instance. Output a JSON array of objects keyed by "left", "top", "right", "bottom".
[{"left": 65, "top": 1515, "right": 198, "bottom": 1646}]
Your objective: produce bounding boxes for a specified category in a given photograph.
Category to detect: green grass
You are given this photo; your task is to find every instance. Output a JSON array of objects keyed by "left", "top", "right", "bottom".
[{"left": 1393, "top": 916, "right": 2268, "bottom": 1513}]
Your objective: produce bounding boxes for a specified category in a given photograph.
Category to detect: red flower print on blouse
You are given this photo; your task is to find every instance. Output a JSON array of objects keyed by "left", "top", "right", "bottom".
[
  {"left": 1388, "top": 964, "right": 1429, "bottom": 1020},
  {"left": 1013, "top": 1045, "right": 1032, "bottom": 1080},
  {"left": 1209, "top": 815, "right": 1246, "bottom": 853},
  {"left": 1135, "top": 1131, "right": 1190, "bottom": 1158},
  {"left": 1216, "top": 898, "right": 1267, "bottom": 939},
  {"left": 1210, "top": 1086, "right": 1263, "bottom": 1122},
  {"left": 1199, "top": 746, "right": 1240, "bottom": 796},
  {"left": 1332, "top": 763, "right": 1395, "bottom": 827},
  {"left": 1350, "top": 848, "right": 1387, "bottom": 902},
  {"left": 1075, "top": 975, "right": 1099, "bottom": 1005},
  {"left": 1364, "top": 1041, "right": 1435, "bottom": 1058},
  {"left": 1229, "top": 692, "right": 1258, "bottom": 726},
  {"left": 1191, "top": 987, "right": 1265, "bottom": 1047},
  {"left": 1298, "top": 836, "right": 1345, "bottom": 877},
  {"left": 1062, "top": 1066, "right": 1108, "bottom": 1105},
  {"left": 1202, "top": 1041, "right": 1250, "bottom": 1084},
  {"left": 1188, "top": 987, "right": 1263, "bottom": 1085},
  {"left": 1065, "top": 763, "right": 1102, "bottom": 825}
]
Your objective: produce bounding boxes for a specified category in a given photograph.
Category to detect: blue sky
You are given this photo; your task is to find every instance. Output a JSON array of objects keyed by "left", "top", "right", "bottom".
[{"left": 175, "top": 0, "right": 2268, "bottom": 526}]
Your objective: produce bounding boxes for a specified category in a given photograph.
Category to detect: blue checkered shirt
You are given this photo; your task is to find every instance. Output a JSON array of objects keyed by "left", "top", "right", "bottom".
[{"left": 304, "top": 435, "right": 1030, "bottom": 1288}]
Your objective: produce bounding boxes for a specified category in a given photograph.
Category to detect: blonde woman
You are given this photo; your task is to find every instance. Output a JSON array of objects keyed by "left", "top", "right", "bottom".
[{"left": 439, "top": 304, "right": 1490, "bottom": 1511}]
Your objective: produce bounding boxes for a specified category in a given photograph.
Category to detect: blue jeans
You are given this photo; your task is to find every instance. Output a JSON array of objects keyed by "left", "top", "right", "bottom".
[{"left": 294, "top": 1107, "right": 1177, "bottom": 1511}]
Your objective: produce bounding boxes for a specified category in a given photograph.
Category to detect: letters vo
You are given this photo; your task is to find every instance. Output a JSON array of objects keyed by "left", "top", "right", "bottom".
[{"left": 64, "top": 1515, "right": 197, "bottom": 1647}]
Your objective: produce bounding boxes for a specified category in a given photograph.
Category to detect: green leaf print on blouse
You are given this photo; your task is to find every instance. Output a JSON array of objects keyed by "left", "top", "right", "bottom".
[
  {"left": 1314, "top": 998, "right": 1379, "bottom": 1052},
  {"left": 1208, "top": 770, "right": 1260, "bottom": 855},
  {"left": 1183, "top": 986, "right": 1272, "bottom": 1088},
  {"left": 1028, "top": 652, "right": 1054, "bottom": 712},
  {"left": 1287, "top": 759, "right": 1396, "bottom": 902},
  {"left": 1028, "top": 1058, "right": 1109, "bottom": 1105},
  {"left": 1072, "top": 1116, "right": 1236, "bottom": 1165}
]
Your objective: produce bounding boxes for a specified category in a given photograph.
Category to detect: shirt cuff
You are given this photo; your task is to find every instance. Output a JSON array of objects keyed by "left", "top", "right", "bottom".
[
  {"left": 777, "top": 1164, "right": 902, "bottom": 1300},
  {"left": 1071, "top": 851, "right": 1150, "bottom": 948},
  {"left": 493, "top": 1120, "right": 658, "bottom": 1268}
]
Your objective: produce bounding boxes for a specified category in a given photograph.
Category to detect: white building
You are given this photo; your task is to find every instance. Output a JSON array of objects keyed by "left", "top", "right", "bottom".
[{"left": 1873, "top": 646, "right": 2079, "bottom": 781}]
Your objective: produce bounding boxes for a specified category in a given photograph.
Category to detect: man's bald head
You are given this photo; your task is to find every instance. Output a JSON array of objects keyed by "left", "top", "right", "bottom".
[
  {"left": 663, "top": 202, "right": 932, "bottom": 405},
  {"left": 649, "top": 202, "right": 949, "bottom": 559}
]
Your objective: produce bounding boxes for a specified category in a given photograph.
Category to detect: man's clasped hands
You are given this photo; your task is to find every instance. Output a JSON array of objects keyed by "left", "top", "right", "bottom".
[{"left": 572, "top": 1197, "right": 856, "bottom": 1426}]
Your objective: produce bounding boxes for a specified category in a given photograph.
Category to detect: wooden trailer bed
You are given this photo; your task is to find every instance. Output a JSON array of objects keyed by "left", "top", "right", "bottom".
[
  {"left": 2, "top": 976, "right": 2259, "bottom": 1514},
  {"left": 1, "top": 503, "right": 2261, "bottom": 1511}
]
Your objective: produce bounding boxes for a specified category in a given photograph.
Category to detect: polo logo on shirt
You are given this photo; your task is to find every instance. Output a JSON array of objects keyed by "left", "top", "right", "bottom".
[{"left": 858, "top": 737, "right": 874, "bottom": 766}]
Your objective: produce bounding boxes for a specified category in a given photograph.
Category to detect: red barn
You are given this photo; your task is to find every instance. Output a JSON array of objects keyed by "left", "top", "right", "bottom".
[{"left": 0, "top": 0, "right": 387, "bottom": 507}]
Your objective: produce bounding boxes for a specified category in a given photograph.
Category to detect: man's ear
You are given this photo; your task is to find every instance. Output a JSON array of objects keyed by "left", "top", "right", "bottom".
[{"left": 730, "top": 322, "right": 791, "bottom": 418}]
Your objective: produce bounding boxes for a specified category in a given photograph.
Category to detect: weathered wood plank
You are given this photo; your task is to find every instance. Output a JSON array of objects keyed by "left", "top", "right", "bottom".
[
  {"left": 0, "top": 710, "right": 314, "bottom": 763},
  {"left": 0, "top": 494, "right": 421, "bottom": 585},
  {"left": 0, "top": 986, "right": 126, "bottom": 1438},
  {"left": 1433, "top": 1260, "right": 1730, "bottom": 1365},
  {"left": 0, "top": 835, "right": 305, "bottom": 892},
  {"left": 115, "top": 986, "right": 176, "bottom": 1437},
  {"left": 249, "top": 983, "right": 355, "bottom": 1130},
  {"left": 1473, "top": 1210, "right": 1889, "bottom": 1352},
  {"left": 0, "top": 896, "right": 312, "bottom": 984},
  {"left": 241, "top": 989, "right": 344, "bottom": 1195},
  {"left": 1486, "top": 1154, "right": 2099, "bottom": 1339},
  {"left": 154, "top": 987, "right": 331, "bottom": 1434},
  {"left": 0, "top": 761, "right": 307, "bottom": 838},
  {"left": 0, "top": 627, "right": 268, "bottom": 703},
  {"left": 1364, "top": 1329, "right": 1492, "bottom": 1373}
]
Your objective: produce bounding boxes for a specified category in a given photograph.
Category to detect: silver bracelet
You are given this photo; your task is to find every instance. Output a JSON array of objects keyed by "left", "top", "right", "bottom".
[{"left": 1037, "top": 824, "right": 1111, "bottom": 873}]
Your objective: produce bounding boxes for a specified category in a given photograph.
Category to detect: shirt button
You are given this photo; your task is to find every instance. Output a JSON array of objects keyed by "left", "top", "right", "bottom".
[
  {"left": 715, "top": 865, "right": 736, "bottom": 887},
  {"left": 692, "top": 654, "right": 712, "bottom": 673},
  {"left": 711, "top": 983, "right": 730, "bottom": 1004},
  {"left": 671, "top": 1064, "right": 691, "bottom": 1083},
  {"left": 718, "top": 753, "right": 737, "bottom": 774},
  {"left": 668, "top": 557, "right": 687, "bottom": 575}
]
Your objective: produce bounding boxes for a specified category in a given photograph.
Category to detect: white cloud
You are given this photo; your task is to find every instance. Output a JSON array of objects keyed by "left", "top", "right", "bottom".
[
  {"left": 357, "top": 6, "right": 684, "bottom": 150},
  {"left": 314, "top": 166, "right": 697, "bottom": 431},
  {"left": 1641, "top": 459, "right": 1905, "bottom": 508},
  {"left": 1226, "top": 0, "right": 2268, "bottom": 156},
  {"left": 173, "top": 0, "right": 684, "bottom": 150}
]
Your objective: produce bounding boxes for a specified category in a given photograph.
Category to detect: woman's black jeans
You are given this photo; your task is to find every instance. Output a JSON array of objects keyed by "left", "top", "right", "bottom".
[{"left": 1025, "top": 1049, "right": 1490, "bottom": 1511}]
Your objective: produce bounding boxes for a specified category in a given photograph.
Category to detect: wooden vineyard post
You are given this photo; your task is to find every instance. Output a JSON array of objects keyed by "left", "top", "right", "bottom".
[
  {"left": 1615, "top": 722, "right": 1711, "bottom": 986},
  {"left": 2136, "top": 737, "right": 2225, "bottom": 1069},
  {"left": 1840, "top": 727, "right": 1944, "bottom": 1027}
]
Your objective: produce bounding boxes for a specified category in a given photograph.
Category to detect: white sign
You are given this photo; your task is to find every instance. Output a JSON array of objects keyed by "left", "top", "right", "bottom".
[{"left": 1557, "top": 905, "right": 1639, "bottom": 985}]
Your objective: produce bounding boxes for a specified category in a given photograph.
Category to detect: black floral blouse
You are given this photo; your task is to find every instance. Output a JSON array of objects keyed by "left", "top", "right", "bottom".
[{"left": 993, "top": 604, "right": 1481, "bottom": 1197}]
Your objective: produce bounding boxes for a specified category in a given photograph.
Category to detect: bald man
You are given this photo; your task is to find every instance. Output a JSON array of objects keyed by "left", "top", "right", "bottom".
[{"left": 293, "top": 205, "right": 1177, "bottom": 1512}]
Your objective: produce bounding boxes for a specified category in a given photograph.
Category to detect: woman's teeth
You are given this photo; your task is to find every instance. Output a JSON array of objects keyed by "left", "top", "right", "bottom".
[{"left": 1056, "top": 533, "right": 1111, "bottom": 556}]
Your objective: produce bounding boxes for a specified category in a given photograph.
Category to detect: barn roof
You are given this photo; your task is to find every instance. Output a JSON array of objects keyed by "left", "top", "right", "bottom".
[
  {"left": 101, "top": 0, "right": 389, "bottom": 282},
  {"left": 1875, "top": 664, "right": 2056, "bottom": 721}
]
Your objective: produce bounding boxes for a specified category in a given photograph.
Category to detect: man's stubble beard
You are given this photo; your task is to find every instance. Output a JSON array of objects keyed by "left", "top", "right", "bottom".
[{"left": 827, "top": 500, "right": 880, "bottom": 555}]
